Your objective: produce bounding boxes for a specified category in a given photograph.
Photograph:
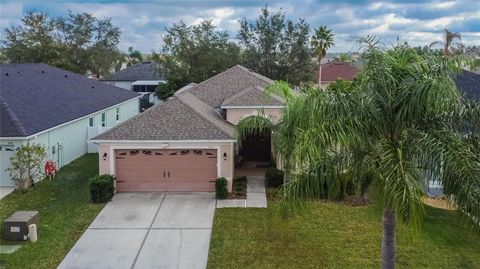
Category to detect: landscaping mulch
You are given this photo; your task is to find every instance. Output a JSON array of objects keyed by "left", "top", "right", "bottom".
[{"left": 228, "top": 176, "right": 247, "bottom": 199}]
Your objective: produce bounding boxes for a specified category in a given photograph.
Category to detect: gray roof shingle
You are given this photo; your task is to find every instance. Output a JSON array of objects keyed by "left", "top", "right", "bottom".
[
  {"left": 92, "top": 65, "right": 282, "bottom": 142},
  {"left": 93, "top": 97, "right": 233, "bottom": 141},
  {"left": 454, "top": 70, "right": 480, "bottom": 102},
  {"left": 221, "top": 85, "right": 284, "bottom": 107},
  {"left": 188, "top": 65, "right": 275, "bottom": 107},
  {"left": 103, "top": 61, "right": 164, "bottom": 81},
  {"left": 0, "top": 63, "right": 140, "bottom": 137}
]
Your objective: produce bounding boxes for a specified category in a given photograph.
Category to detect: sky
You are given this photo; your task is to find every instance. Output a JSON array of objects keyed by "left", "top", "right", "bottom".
[{"left": 1, "top": 0, "right": 479, "bottom": 53}]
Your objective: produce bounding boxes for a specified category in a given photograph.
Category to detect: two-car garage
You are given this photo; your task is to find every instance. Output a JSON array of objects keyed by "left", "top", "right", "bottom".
[{"left": 114, "top": 149, "right": 218, "bottom": 192}]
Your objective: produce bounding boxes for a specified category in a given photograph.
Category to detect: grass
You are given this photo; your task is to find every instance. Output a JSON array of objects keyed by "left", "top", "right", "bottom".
[
  {"left": 0, "top": 154, "right": 105, "bottom": 269},
  {"left": 208, "top": 191, "right": 480, "bottom": 269}
]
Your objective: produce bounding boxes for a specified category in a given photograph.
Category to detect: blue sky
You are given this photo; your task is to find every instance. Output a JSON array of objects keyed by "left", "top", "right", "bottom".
[{"left": 1, "top": 0, "right": 479, "bottom": 53}]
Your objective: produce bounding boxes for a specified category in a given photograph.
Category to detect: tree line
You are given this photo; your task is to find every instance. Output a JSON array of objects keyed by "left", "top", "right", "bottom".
[{"left": 1, "top": 8, "right": 335, "bottom": 90}]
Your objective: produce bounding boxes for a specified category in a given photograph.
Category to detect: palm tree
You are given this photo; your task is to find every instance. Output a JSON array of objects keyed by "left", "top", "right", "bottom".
[
  {"left": 237, "top": 44, "right": 480, "bottom": 269},
  {"left": 311, "top": 25, "right": 334, "bottom": 87},
  {"left": 429, "top": 28, "right": 464, "bottom": 56}
]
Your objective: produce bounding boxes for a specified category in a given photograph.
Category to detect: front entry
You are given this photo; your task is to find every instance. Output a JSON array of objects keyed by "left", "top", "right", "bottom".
[
  {"left": 241, "top": 131, "right": 272, "bottom": 163},
  {"left": 114, "top": 149, "right": 217, "bottom": 192}
]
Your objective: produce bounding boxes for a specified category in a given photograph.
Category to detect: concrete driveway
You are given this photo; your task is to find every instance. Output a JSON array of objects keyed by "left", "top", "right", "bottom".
[{"left": 58, "top": 192, "right": 215, "bottom": 269}]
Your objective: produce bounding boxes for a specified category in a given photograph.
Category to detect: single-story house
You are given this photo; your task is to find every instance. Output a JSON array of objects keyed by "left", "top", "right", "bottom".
[
  {"left": 319, "top": 60, "right": 359, "bottom": 88},
  {"left": 0, "top": 63, "right": 140, "bottom": 187},
  {"left": 91, "top": 65, "right": 285, "bottom": 192},
  {"left": 101, "top": 61, "right": 165, "bottom": 110}
]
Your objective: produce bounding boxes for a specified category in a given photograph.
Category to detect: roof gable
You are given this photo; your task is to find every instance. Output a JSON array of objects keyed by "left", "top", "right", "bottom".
[
  {"left": 221, "top": 85, "right": 284, "bottom": 107},
  {"left": 186, "top": 65, "right": 274, "bottom": 107},
  {"left": 321, "top": 60, "right": 358, "bottom": 82},
  {"left": 0, "top": 63, "right": 140, "bottom": 137},
  {"left": 92, "top": 96, "right": 234, "bottom": 141}
]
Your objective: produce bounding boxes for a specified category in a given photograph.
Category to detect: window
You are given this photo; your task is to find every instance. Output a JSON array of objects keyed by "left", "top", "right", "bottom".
[
  {"left": 193, "top": 150, "right": 203, "bottom": 155},
  {"left": 143, "top": 150, "right": 152, "bottom": 155},
  {"left": 180, "top": 150, "right": 190, "bottom": 155},
  {"left": 101, "top": 112, "right": 106, "bottom": 127},
  {"left": 88, "top": 117, "right": 94, "bottom": 127},
  {"left": 116, "top": 107, "right": 120, "bottom": 122},
  {"left": 130, "top": 150, "right": 139, "bottom": 155}
]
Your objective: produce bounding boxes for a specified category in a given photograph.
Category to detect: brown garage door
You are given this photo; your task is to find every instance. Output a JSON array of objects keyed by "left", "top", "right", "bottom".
[{"left": 114, "top": 149, "right": 217, "bottom": 192}]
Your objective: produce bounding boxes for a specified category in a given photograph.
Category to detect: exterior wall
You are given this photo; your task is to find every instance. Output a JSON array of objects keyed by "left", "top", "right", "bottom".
[
  {"left": 0, "top": 98, "right": 139, "bottom": 187},
  {"left": 105, "top": 81, "right": 133, "bottom": 90},
  {"left": 97, "top": 141, "right": 235, "bottom": 191},
  {"left": 225, "top": 108, "right": 283, "bottom": 125}
]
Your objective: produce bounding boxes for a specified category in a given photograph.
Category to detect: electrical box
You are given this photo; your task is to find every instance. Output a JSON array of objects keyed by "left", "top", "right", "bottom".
[{"left": 2, "top": 211, "right": 38, "bottom": 241}]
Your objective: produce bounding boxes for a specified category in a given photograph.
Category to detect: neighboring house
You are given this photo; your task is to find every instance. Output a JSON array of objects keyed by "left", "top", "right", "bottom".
[
  {"left": 0, "top": 63, "right": 140, "bottom": 187},
  {"left": 320, "top": 60, "right": 359, "bottom": 88},
  {"left": 101, "top": 61, "right": 165, "bottom": 110},
  {"left": 424, "top": 69, "right": 480, "bottom": 196},
  {"left": 91, "top": 65, "right": 285, "bottom": 192}
]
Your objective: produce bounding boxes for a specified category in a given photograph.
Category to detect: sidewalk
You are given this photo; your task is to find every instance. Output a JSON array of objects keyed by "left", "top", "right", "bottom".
[{"left": 216, "top": 176, "right": 267, "bottom": 208}]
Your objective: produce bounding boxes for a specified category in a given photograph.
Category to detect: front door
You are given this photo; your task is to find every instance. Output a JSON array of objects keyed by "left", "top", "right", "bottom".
[{"left": 242, "top": 132, "right": 271, "bottom": 162}]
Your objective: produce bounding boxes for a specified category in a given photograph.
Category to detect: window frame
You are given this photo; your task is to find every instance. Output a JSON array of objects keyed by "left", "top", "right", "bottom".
[
  {"left": 101, "top": 112, "right": 107, "bottom": 127},
  {"left": 115, "top": 107, "right": 120, "bottom": 122},
  {"left": 88, "top": 116, "right": 95, "bottom": 127}
]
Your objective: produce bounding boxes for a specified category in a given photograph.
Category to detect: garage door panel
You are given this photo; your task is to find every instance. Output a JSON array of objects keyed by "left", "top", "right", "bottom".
[{"left": 114, "top": 149, "right": 218, "bottom": 192}]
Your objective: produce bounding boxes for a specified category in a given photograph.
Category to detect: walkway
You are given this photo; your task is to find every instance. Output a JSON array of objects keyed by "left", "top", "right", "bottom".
[{"left": 216, "top": 176, "right": 267, "bottom": 208}]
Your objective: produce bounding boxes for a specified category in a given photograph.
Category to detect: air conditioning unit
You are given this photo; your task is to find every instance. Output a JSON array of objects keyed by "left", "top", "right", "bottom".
[{"left": 2, "top": 211, "right": 38, "bottom": 241}]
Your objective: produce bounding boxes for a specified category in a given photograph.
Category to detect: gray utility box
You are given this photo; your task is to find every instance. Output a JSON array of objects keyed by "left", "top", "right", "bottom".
[{"left": 2, "top": 211, "right": 38, "bottom": 241}]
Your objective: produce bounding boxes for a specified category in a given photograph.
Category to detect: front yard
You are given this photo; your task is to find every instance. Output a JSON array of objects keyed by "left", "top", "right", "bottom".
[
  {"left": 208, "top": 192, "right": 480, "bottom": 269},
  {"left": 0, "top": 154, "right": 104, "bottom": 269}
]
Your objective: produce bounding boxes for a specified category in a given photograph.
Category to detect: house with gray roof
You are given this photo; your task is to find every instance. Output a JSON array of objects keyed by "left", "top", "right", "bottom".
[
  {"left": 102, "top": 61, "right": 165, "bottom": 110},
  {"left": 91, "top": 65, "right": 284, "bottom": 192},
  {"left": 0, "top": 63, "right": 140, "bottom": 187}
]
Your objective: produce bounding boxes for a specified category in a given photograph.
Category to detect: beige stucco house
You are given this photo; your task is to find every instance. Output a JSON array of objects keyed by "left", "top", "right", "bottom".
[{"left": 91, "top": 65, "right": 284, "bottom": 192}]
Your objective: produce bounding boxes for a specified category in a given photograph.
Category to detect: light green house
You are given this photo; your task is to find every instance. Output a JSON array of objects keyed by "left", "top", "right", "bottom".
[{"left": 0, "top": 63, "right": 140, "bottom": 188}]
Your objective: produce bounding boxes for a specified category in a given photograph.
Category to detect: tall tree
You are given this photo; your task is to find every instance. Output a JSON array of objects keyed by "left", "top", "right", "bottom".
[
  {"left": 2, "top": 11, "right": 122, "bottom": 77},
  {"left": 238, "top": 45, "right": 480, "bottom": 269},
  {"left": 238, "top": 7, "right": 314, "bottom": 85},
  {"left": 156, "top": 20, "right": 241, "bottom": 98},
  {"left": 429, "top": 28, "right": 464, "bottom": 56},
  {"left": 311, "top": 25, "right": 334, "bottom": 86}
]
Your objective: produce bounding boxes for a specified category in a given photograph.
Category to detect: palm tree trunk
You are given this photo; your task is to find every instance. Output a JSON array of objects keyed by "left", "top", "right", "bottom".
[
  {"left": 381, "top": 207, "right": 396, "bottom": 269},
  {"left": 318, "top": 59, "right": 322, "bottom": 87}
]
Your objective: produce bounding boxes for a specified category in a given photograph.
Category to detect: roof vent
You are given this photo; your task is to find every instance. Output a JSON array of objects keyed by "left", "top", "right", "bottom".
[
  {"left": 64, "top": 74, "right": 68, "bottom": 78},
  {"left": 91, "top": 86, "right": 95, "bottom": 89},
  {"left": 41, "top": 70, "right": 45, "bottom": 73},
  {"left": 5, "top": 73, "right": 9, "bottom": 76}
]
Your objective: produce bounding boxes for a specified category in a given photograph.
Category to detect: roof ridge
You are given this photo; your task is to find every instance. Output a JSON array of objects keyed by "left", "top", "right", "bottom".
[
  {"left": 91, "top": 98, "right": 171, "bottom": 140},
  {"left": 178, "top": 92, "right": 234, "bottom": 138},
  {"left": 0, "top": 97, "right": 28, "bottom": 136}
]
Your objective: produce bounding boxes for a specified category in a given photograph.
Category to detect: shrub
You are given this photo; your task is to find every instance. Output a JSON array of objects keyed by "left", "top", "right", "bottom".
[
  {"left": 215, "top": 177, "right": 229, "bottom": 199},
  {"left": 89, "top": 174, "right": 115, "bottom": 203},
  {"left": 265, "top": 167, "right": 284, "bottom": 187},
  {"left": 7, "top": 143, "right": 46, "bottom": 192}
]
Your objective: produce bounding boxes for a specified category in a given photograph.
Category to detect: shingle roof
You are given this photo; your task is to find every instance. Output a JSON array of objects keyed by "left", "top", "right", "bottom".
[
  {"left": 92, "top": 65, "right": 282, "bottom": 142},
  {"left": 103, "top": 61, "right": 164, "bottom": 81},
  {"left": 453, "top": 70, "right": 480, "bottom": 102},
  {"left": 0, "top": 63, "right": 140, "bottom": 137},
  {"left": 320, "top": 60, "right": 358, "bottom": 82},
  {"left": 221, "top": 85, "right": 284, "bottom": 107},
  {"left": 92, "top": 96, "right": 233, "bottom": 141},
  {"left": 188, "top": 65, "right": 275, "bottom": 107}
]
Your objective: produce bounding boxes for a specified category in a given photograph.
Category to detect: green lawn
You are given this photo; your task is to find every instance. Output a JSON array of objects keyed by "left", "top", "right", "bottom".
[
  {"left": 208, "top": 193, "right": 480, "bottom": 269},
  {"left": 0, "top": 154, "right": 105, "bottom": 269}
]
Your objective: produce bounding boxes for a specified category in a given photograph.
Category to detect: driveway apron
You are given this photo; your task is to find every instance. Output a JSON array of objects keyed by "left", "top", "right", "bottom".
[{"left": 58, "top": 192, "right": 215, "bottom": 269}]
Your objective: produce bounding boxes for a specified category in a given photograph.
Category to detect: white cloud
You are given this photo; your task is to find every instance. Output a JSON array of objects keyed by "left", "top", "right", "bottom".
[{"left": 133, "top": 15, "right": 150, "bottom": 27}]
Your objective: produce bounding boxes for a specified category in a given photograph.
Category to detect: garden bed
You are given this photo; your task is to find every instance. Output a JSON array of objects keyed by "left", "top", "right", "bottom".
[{"left": 228, "top": 176, "right": 247, "bottom": 199}]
